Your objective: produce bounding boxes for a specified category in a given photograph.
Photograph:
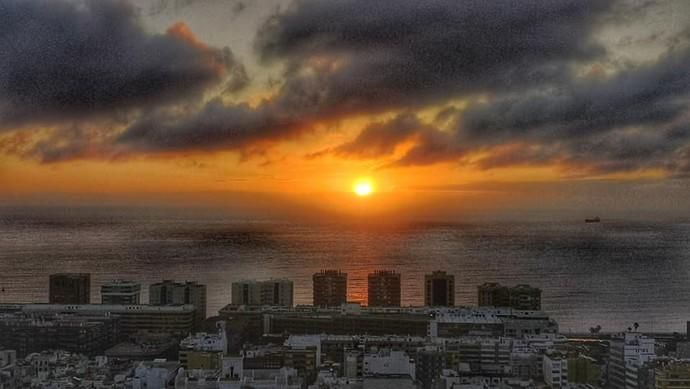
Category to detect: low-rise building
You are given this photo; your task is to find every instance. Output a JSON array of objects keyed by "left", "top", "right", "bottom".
[
  {"left": 656, "top": 359, "right": 690, "bottom": 389},
  {"left": 0, "top": 313, "right": 120, "bottom": 357},
  {"left": 477, "top": 283, "right": 542, "bottom": 311},
  {"left": 363, "top": 350, "right": 415, "bottom": 380},
  {"left": 0, "top": 350, "right": 17, "bottom": 389},
  {"left": 19, "top": 303, "right": 196, "bottom": 336},
  {"left": 179, "top": 322, "right": 227, "bottom": 369}
]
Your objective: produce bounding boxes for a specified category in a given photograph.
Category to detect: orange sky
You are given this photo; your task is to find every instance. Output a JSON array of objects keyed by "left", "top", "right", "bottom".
[{"left": 2, "top": 0, "right": 690, "bottom": 220}]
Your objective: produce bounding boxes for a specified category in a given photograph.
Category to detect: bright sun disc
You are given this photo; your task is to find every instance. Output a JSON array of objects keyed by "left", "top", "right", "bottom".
[{"left": 353, "top": 181, "right": 373, "bottom": 197}]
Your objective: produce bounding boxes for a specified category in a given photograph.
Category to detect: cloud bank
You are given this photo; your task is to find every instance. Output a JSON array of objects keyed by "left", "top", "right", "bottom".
[
  {"left": 3, "top": 0, "right": 690, "bottom": 179},
  {"left": 0, "top": 0, "right": 246, "bottom": 130}
]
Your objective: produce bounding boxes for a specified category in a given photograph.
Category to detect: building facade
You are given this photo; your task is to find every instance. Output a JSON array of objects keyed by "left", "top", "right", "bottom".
[
  {"left": 424, "top": 271, "right": 454, "bottom": 307},
  {"left": 313, "top": 270, "right": 347, "bottom": 307},
  {"left": 20, "top": 304, "right": 196, "bottom": 337},
  {"left": 231, "top": 279, "right": 294, "bottom": 307},
  {"left": 0, "top": 313, "right": 120, "bottom": 357},
  {"left": 179, "top": 322, "right": 227, "bottom": 369},
  {"left": 543, "top": 352, "right": 569, "bottom": 388},
  {"left": 478, "top": 283, "right": 542, "bottom": 310},
  {"left": 48, "top": 273, "right": 90, "bottom": 304},
  {"left": 608, "top": 332, "right": 656, "bottom": 389},
  {"left": 416, "top": 349, "right": 444, "bottom": 389},
  {"left": 367, "top": 270, "right": 401, "bottom": 307},
  {"left": 149, "top": 280, "right": 207, "bottom": 325},
  {"left": 101, "top": 279, "right": 141, "bottom": 305}
]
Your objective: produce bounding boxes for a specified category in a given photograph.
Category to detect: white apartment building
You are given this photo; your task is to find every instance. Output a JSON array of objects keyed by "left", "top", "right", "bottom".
[
  {"left": 608, "top": 332, "right": 656, "bottom": 389},
  {"left": 543, "top": 352, "right": 568, "bottom": 388}
]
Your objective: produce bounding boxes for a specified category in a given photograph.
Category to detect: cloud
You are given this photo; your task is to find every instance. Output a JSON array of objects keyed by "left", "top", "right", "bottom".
[
  {"left": 6, "top": 0, "right": 690, "bottom": 182},
  {"left": 255, "top": 0, "right": 612, "bottom": 114},
  {"left": 0, "top": 0, "right": 246, "bottom": 130},
  {"left": 116, "top": 0, "right": 613, "bottom": 158},
  {"left": 309, "top": 113, "right": 424, "bottom": 159},
  {"left": 117, "top": 99, "right": 308, "bottom": 154},
  {"left": 310, "top": 42, "right": 690, "bottom": 174},
  {"left": 458, "top": 47, "right": 690, "bottom": 145}
]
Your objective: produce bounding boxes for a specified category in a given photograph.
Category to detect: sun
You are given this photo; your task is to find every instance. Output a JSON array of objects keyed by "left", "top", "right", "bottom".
[{"left": 353, "top": 179, "right": 374, "bottom": 197}]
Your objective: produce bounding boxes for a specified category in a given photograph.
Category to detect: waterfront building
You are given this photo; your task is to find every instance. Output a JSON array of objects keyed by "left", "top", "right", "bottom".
[
  {"left": 49, "top": 273, "right": 90, "bottom": 304},
  {"left": 100, "top": 279, "right": 141, "bottom": 304},
  {"left": 478, "top": 283, "right": 542, "bottom": 310},
  {"left": 367, "top": 270, "right": 401, "bottom": 307},
  {"left": 18, "top": 303, "right": 196, "bottom": 336},
  {"left": 231, "top": 278, "right": 294, "bottom": 307},
  {"left": 424, "top": 271, "right": 454, "bottom": 307},
  {"left": 218, "top": 304, "right": 557, "bottom": 342},
  {"left": 313, "top": 270, "right": 348, "bottom": 307},
  {"left": 149, "top": 280, "right": 207, "bottom": 325}
]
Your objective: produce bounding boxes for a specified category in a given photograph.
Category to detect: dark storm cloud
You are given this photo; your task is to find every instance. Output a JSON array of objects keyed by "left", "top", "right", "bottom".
[
  {"left": 311, "top": 40, "right": 690, "bottom": 173},
  {"left": 117, "top": 99, "right": 307, "bottom": 153},
  {"left": 255, "top": 0, "right": 612, "bottom": 114},
  {"left": 117, "top": 0, "right": 613, "bottom": 155},
  {"left": 8, "top": 0, "right": 690, "bottom": 180},
  {"left": 458, "top": 48, "right": 690, "bottom": 144},
  {"left": 0, "top": 0, "right": 245, "bottom": 129}
]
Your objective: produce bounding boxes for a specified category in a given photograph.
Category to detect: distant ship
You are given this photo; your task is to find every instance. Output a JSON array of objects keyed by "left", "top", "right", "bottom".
[{"left": 585, "top": 216, "right": 601, "bottom": 223}]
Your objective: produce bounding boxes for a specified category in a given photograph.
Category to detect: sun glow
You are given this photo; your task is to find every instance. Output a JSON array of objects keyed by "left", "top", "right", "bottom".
[{"left": 353, "top": 179, "right": 374, "bottom": 197}]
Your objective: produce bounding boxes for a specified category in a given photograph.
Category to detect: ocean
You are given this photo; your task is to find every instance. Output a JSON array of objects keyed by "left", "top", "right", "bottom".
[{"left": 1, "top": 205, "right": 690, "bottom": 333}]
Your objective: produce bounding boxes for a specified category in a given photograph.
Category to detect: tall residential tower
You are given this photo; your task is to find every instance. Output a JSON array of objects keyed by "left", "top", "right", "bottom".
[
  {"left": 368, "top": 270, "right": 401, "bottom": 307},
  {"left": 313, "top": 270, "right": 348, "bottom": 307},
  {"left": 231, "top": 279, "right": 294, "bottom": 307},
  {"left": 424, "top": 271, "right": 454, "bottom": 307},
  {"left": 49, "top": 273, "right": 90, "bottom": 304}
]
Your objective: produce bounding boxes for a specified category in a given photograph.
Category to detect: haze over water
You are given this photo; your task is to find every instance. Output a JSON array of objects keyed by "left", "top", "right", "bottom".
[{"left": 2, "top": 206, "right": 690, "bottom": 333}]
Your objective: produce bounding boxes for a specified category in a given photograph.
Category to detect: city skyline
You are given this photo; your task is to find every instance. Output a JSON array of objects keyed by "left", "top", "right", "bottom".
[{"left": 2, "top": 1, "right": 690, "bottom": 387}]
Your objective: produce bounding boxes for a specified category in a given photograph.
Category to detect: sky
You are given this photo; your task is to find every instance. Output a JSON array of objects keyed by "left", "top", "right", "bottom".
[{"left": 1, "top": 0, "right": 690, "bottom": 220}]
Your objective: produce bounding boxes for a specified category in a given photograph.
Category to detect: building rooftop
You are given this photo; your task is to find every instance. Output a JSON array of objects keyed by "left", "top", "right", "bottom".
[{"left": 21, "top": 304, "right": 195, "bottom": 313}]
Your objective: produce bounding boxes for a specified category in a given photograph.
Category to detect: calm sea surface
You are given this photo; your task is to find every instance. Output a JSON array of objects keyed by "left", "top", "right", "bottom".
[{"left": 1, "top": 206, "right": 690, "bottom": 333}]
